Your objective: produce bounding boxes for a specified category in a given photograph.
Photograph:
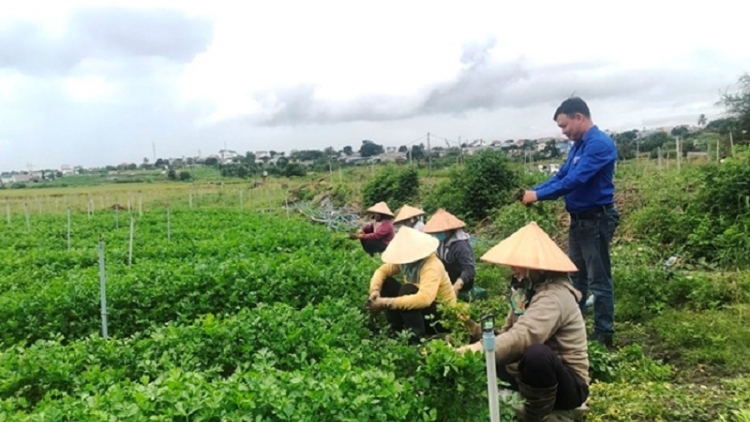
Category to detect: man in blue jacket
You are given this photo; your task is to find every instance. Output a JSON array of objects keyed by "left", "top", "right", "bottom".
[{"left": 521, "top": 97, "right": 619, "bottom": 348}]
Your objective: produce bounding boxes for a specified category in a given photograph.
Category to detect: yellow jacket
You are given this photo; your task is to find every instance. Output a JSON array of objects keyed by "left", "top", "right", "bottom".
[{"left": 369, "top": 253, "right": 457, "bottom": 310}]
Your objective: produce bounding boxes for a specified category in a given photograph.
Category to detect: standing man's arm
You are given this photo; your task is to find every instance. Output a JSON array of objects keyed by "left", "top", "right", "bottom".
[
  {"left": 524, "top": 141, "right": 612, "bottom": 204},
  {"left": 532, "top": 151, "right": 573, "bottom": 193}
]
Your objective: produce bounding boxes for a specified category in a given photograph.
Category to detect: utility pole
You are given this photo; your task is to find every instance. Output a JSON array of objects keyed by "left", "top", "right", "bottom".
[
  {"left": 427, "top": 132, "right": 432, "bottom": 172},
  {"left": 152, "top": 143, "right": 156, "bottom": 162},
  {"left": 636, "top": 138, "right": 640, "bottom": 174},
  {"left": 458, "top": 135, "right": 463, "bottom": 165}
]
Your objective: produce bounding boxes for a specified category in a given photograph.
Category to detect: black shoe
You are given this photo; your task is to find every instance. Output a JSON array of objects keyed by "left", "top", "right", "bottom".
[{"left": 588, "top": 331, "right": 614, "bottom": 349}]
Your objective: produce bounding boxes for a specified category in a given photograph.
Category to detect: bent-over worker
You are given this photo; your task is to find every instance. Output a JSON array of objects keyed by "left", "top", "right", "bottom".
[
  {"left": 366, "top": 226, "right": 457, "bottom": 344},
  {"left": 456, "top": 222, "right": 589, "bottom": 422},
  {"left": 354, "top": 201, "right": 395, "bottom": 256},
  {"left": 422, "top": 209, "right": 476, "bottom": 297},
  {"left": 393, "top": 204, "right": 426, "bottom": 232}
]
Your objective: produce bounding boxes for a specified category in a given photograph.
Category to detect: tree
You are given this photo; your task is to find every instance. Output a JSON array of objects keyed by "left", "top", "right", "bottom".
[
  {"left": 398, "top": 145, "right": 408, "bottom": 153},
  {"left": 410, "top": 144, "right": 425, "bottom": 161},
  {"left": 541, "top": 140, "right": 560, "bottom": 158},
  {"left": 640, "top": 132, "right": 670, "bottom": 152},
  {"left": 154, "top": 158, "right": 167, "bottom": 168},
  {"left": 671, "top": 125, "right": 690, "bottom": 138},
  {"left": 698, "top": 114, "right": 707, "bottom": 127},
  {"left": 167, "top": 169, "right": 177, "bottom": 180},
  {"left": 324, "top": 146, "right": 337, "bottom": 157},
  {"left": 128, "top": 163, "right": 137, "bottom": 170},
  {"left": 343, "top": 145, "right": 353, "bottom": 156},
  {"left": 245, "top": 151, "right": 256, "bottom": 163},
  {"left": 290, "top": 150, "right": 325, "bottom": 161},
  {"left": 706, "top": 117, "right": 738, "bottom": 135},
  {"left": 362, "top": 166, "right": 419, "bottom": 210},
  {"left": 719, "top": 73, "right": 750, "bottom": 137},
  {"left": 359, "top": 140, "right": 384, "bottom": 157},
  {"left": 143, "top": 157, "right": 149, "bottom": 165},
  {"left": 179, "top": 171, "right": 192, "bottom": 181},
  {"left": 423, "top": 149, "right": 517, "bottom": 223},
  {"left": 284, "top": 163, "right": 306, "bottom": 177},
  {"left": 204, "top": 157, "right": 219, "bottom": 166},
  {"left": 270, "top": 150, "right": 277, "bottom": 158}
]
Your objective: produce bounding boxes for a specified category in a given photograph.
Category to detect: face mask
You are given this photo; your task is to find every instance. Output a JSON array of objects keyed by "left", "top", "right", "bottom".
[{"left": 433, "top": 232, "right": 447, "bottom": 241}]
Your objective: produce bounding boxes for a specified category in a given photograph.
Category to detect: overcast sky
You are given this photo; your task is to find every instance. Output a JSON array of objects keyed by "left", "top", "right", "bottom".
[{"left": 1, "top": 0, "right": 748, "bottom": 170}]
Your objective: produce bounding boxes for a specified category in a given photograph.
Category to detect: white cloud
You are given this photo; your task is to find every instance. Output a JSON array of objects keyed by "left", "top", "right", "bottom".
[
  {"left": 0, "top": 0, "right": 749, "bottom": 170},
  {"left": 63, "top": 75, "right": 117, "bottom": 102}
]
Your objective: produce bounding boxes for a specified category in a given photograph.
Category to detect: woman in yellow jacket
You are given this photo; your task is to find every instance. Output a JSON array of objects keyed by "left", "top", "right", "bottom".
[{"left": 367, "top": 227, "right": 457, "bottom": 344}]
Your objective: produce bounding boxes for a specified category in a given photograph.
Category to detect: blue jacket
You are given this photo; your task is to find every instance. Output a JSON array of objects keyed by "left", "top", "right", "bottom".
[{"left": 534, "top": 125, "right": 617, "bottom": 213}]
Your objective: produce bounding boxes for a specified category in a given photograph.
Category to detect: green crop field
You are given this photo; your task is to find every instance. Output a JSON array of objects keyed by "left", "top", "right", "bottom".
[{"left": 1, "top": 150, "right": 750, "bottom": 421}]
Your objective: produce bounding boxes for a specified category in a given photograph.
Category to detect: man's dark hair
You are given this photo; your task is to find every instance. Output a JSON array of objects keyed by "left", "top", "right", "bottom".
[{"left": 553, "top": 97, "right": 591, "bottom": 120}]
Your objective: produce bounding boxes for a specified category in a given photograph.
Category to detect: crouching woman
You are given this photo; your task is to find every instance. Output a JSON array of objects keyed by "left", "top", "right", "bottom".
[
  {"left": 366, "top": 227, "right": 457, "bottom": 344},
  {"left": 456, "top": 222, "right": 589, "bottom": 422}
]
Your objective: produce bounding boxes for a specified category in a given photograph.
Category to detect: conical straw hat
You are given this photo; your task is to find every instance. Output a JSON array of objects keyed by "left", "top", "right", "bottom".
[
  {"left": 393, "top": 205, "right": 426, "bottom": 223},
  {"left": 366, "top": 201, "right": 394, "bottom": 217},
  {"left": 422, "top": 208, "right": 466, "bottom": 233},
  {"left": 480, "top": 222, "right": 578, "bottom": 272},
  {"left": 381, "top": 226, "right": 440, "bottom": 264}
]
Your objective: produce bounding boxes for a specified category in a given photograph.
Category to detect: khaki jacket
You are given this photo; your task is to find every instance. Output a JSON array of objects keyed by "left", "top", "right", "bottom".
[
  {"left": 496, "top": 279, "right": 589, "bottom": 384},
  {"left": 369, "top": 253, "right": 457, "bottom": 310}
]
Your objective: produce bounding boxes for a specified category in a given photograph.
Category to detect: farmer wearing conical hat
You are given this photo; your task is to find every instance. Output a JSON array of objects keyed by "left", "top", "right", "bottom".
[
  {"left": 456, "top": 222, "right": 589, "bottom": 422},
  {"left": 393, "top": 204, "right": 426, "bottom": 232},
  {"left": 353, "top": 201, "right": 395, "bottom": 256},
  {"left": 422, "top": 209, "right": 476, "bottom": 297},
  {"left": 366, "top": 227, "right": 457, "bottom": 344}
]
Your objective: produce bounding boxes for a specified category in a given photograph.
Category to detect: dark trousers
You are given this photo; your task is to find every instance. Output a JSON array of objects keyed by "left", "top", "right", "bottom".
[
  {"left": 498, "top": 344, "right": 588, "bottom": 410},
  {"left": 568, "top": 206, "right": 619, "bottom": 337},
  {"left": 380, "top": 277, "right": 445, "bottom": 344},
  {"left": 361, "top": 239, "right": 387, "bottom": 256}
]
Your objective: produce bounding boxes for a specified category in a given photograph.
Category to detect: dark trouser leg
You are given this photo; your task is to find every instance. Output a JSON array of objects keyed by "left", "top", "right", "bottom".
[
  {"left": 380, "top": 277, "right": 404, "bottom": 332},
  {"left": 518, "top": 344, "right": 589, "bottom": 411},
  {"left": 360, "top": 239, "right": 387, "bottom": 256},
  {"left": 398, "top": 284, "right": 441, "bottom": 343},
  {"left": 380, "top": 281, "right": 440, "bottom": 344},
  {"left": 568, "top": 209, "right": 619, "bottom": 341},
  {"left": 568, "top": 227, "right": 588, "bottom": 313}
]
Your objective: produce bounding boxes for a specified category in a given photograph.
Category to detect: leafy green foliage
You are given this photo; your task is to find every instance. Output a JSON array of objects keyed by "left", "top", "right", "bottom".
[
  {"left": 720, "top": 73, "right": 750, "bottom": 136},
  {"left": 0, "top": 207, "right": 491, "bottom": 422},
  {"left": 359, "top": 140, "right": 385, "bottom": 157},
  {"left": 424, "top": 150, "right": 518, "bottom": 224},
  {"left": 362, "top": 165, "right": 419, "bottom": 210},
  {"left": 588, "top": 342, "right": 673, "bottom": 384},
  {"left": 651, "top": 305, "right": 750, "bottom": 371},
  {"left": 613, "top": 266, "right": 749, "bottom": 322}
]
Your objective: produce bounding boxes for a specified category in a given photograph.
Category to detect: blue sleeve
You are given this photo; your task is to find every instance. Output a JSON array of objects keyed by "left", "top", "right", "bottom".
[
  {"left": 535, "top": 139, "right": 613, "bottom": 201},
  {"left": 533, "top": 152, "right": 573, "bottom": 192}
]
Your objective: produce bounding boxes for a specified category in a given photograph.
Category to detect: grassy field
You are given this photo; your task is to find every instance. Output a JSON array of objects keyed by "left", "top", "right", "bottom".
[{"left": 1, "top": 154, "right": 749, "bottom": 421}]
